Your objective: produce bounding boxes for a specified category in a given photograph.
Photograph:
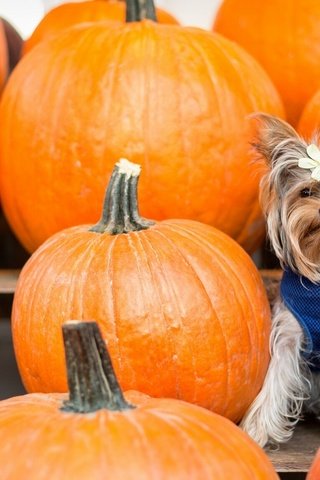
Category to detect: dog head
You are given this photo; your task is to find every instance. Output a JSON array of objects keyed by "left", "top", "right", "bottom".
[{"left": 253, "top": 113, "right": 320, "bottom": 282}]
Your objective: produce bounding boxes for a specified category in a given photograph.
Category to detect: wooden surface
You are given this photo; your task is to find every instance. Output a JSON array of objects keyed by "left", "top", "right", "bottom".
[
  {"left": 260, "top": 268, "right": 282, "bottom": 305},
  {"left": 267, "top": 421, "right": 320, "bottom": 474},
  {"left": 0, "top": 269, "right": 20, "bottom": 293}
]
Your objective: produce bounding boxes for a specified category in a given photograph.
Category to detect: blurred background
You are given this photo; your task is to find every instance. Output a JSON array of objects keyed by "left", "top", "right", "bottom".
[{"left": 0, "top": 0, "right": 222, "bottom": 38}]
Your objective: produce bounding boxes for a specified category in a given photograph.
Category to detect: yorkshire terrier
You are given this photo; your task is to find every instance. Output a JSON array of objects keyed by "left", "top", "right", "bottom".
[{"left": 240, "top": 113, "right": 320, "bottom": 447}]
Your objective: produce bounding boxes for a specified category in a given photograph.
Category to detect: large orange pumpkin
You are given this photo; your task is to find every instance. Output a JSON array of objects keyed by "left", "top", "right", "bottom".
[
  {"left": 2, "top": 321, "right": 279, "bottom": 480},
  {"left": 12, "top": 159, "right": 271, "bottom": 422},
  {"left": 297, "top": 89, "right": 320, "bottom": 137},
  {"left": 213, "top": 0, "right": 320, "bottom": 126},
  {"left": 307, "top": 449, "right": 320, "bottom": 480},
  {"left": 0, "top": 0, "right": 284, "bottom": 254},
  {"left": 23, "top": 0, "right": 178, "bottom": 54}
]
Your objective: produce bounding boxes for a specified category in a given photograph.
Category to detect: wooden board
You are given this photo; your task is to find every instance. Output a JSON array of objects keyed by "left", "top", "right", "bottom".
[
  {"left": 0, "top": 269, "right": 20, "bottom": 293},
  {"left": 260, "top": 268, "right": 282, "bottom": 305},
  {"left": 267, "top": 420, "right": 320, "bottom": 473}
]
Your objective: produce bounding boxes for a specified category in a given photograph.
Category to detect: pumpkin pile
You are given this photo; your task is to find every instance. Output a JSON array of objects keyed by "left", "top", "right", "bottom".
[
  {"left": 4, "top": 0, "right": 320, "bottom": 476},
  {"left": 0, "top": 0, "right": 283, "bottom": 254}
]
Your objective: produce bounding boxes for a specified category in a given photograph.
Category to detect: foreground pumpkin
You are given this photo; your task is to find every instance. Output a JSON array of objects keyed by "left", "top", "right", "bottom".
[
  {"left": 12, "top": 159, "right": 271, "bottom": 422},
  {"left": 0, "top": 0, "right": 284, "bottom": 253},
  {"left": 1, "top": 321, "right": 279, "bottom": 480},
  {"left": 23, "top": 0, "right": 178, "bottom": 54},
  {"left": 213, "top": 0, "right": 320, "bottom": 126},
  {"left": 307, "top": 449, "right": 320, "bottom": 480}
]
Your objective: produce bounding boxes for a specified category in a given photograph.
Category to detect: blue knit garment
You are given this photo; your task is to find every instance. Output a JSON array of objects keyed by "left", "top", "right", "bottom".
[{"left": 280, "top": 268, "right": 320, "bottom": 370}]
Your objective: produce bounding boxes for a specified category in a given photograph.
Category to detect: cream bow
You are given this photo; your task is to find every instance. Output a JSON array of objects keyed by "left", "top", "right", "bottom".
[{"left": 298, "top": 144, "right": 320, "bottom": 181}]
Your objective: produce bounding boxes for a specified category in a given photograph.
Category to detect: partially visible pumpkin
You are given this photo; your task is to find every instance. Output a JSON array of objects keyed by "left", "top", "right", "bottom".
[
  {"left": 307, "top": 449, "right": 320, "bottom": 480},
  {"left": 2, "top": 18, "right": 23, "bottom": 73},
  {"left": 0, "top": 18, "right": 22, "bottom": 92},
  {"left": 12, "top": 159, "right": 271, "bottom": 423},
  {"left": 213, "top": 0, "right": 320, "bottom": 126},
  {"left": 1, "top": 321, "right": 279, "bottom": 480},
  {"left": 0, "top": 21, "right": 8, "bottom": 93},
  {"left": 0, "top": 0, "right": 284, "bottom": 253},
  {"left": 298, "top": 89, "right": 320, "bottom": 137},
  {"left": 23, "top": 0, "right": 178, "bottom": 54}
]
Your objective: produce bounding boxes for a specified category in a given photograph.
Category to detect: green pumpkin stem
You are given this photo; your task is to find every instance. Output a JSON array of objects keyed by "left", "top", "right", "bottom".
[
  {"left": 126, "top": 0, "right": 158, "bottom": 22},
  {"left": 61, "top": 321, "right": 134, "bottom": 413},
  {"left": 90, "top": 159, "right": 155, "bottom": 235}
]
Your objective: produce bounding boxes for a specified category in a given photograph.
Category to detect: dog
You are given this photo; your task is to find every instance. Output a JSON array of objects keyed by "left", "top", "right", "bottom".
[{"left": 240, "top": 113, "right": 320, "bottom": 447}]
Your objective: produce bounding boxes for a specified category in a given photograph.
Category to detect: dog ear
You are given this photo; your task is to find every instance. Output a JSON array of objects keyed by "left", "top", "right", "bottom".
[{"left": 250, "top": 113, "right": 302, "bottom": 165}]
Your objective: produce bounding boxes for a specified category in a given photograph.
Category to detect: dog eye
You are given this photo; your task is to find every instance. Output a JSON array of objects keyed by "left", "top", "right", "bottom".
[{"left": 300, "top": 188, "right": 313, "bottom": 197}]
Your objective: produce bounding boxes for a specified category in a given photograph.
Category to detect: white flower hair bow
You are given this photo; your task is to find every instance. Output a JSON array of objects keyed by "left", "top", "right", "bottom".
[{"left": 298, "top": 144, "right": 320, "bottom": 181}]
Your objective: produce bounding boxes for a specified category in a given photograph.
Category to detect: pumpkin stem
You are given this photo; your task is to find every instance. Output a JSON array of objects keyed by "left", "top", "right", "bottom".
[
  {"left": 126, "top": 0, "right": 158, "bottom": 22},
  {"left": 90, "top": 158, "right": 155, "bottom": 235},
  {"left": 61, "top": 321, "right": 134, "bottom": 413}
]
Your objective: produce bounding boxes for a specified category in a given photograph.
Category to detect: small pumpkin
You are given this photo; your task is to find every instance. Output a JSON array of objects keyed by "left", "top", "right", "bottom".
[
  {"left": 12, "top": 159, "right": 271, "bottom": 422},
  {"left": 297, "top": 89, "right": 320, "bottom": 137},
  {"left": 0, "top": 0, "right": 284, "bottom": 254},
  {"left": 213, "top": 0, "right": 320, "bottom": 126},
  {"left": 23, "top": 0, "right": 178, "bottom": 54},
  {"left": 307, "top": 449, "right": 320, "bottom": 480},
  {"left": 0, "top": 321, "right": 279, "bottom": 480}
]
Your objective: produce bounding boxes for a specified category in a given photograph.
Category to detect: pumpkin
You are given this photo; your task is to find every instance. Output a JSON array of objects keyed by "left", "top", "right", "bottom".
[
  {"left": 297, "top": 89, "right": 320, "bottom": 137},
  {"left": 23, "top": 0, "right": 178, "bottom": 54},
  {"left": 213, "top": 0, "right": 320, "bottom": 126},
  {"left": 0, "top": 21, "right": 7, "bottom": 92},
  {"left": 0, "top": 0, "right": 284, "bottom": 254},
  {"left": 0, "top": 18, "right": 22, "bottom": 93},
  {"left": 12, "top": 159, "right": 271, "bottom": 422},
  {"left": 1, "top": 321, "right": 279, "bottom": 480},
  {"left": 307, "top": 449, "right": 320, "bottom": 480},
  {"left": 2, "top": 18, "right": 23, "bottom": 73}
]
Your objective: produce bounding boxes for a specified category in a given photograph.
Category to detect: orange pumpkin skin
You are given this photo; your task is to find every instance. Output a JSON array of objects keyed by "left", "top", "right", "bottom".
[
  {"left": 13, "top": 221, "right": 271, "bottom": 422},
  {"left": 213, "top": 0, "right": 320, "bottom": 126},
  {"left": 23, "top": 0, "right": 178, "bottom": 54},
  {"left": 307, "top": 449, "right": 320, "bottom": 480},
  {"left": 0, "top": 392, "right": 279, "bottom": 480},
  {"left": 0, "top": 20, "right": 8, "bottom": 93},
  {"left": 5, "top": 320, "right": 278, "bottom": 479},
  {"left": 0, "top": 21, "right": 284, "bottom": 254},
  {"left": 297, "top": 89, "right": 320, "bottom": 137}
]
